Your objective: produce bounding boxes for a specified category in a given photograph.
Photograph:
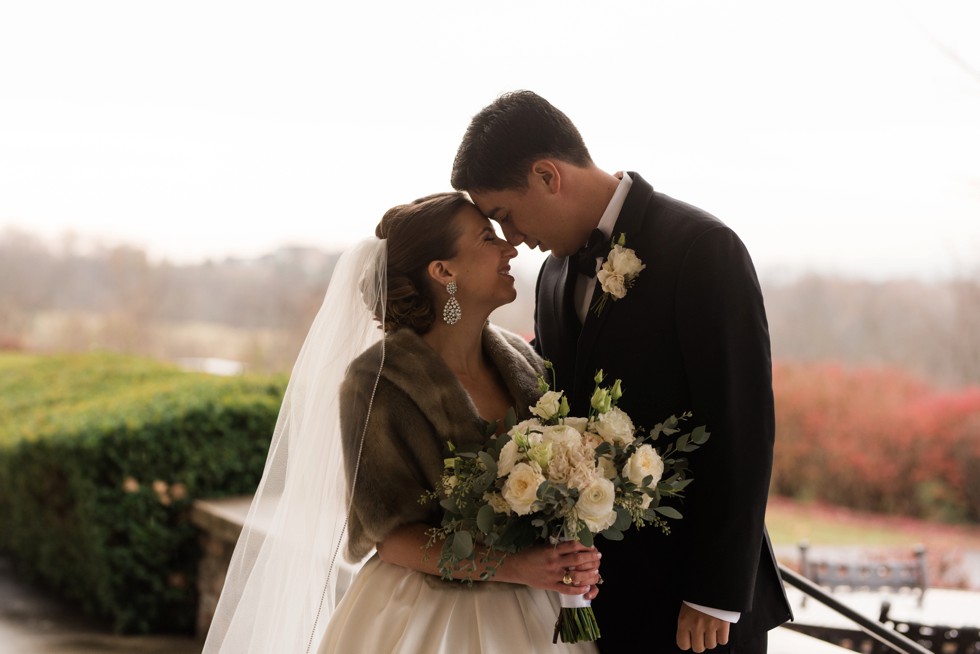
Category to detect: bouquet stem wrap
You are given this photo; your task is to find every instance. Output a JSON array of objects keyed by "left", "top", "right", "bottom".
[{"left": 554, "top": 590, "right": 600, "bottom": 644}]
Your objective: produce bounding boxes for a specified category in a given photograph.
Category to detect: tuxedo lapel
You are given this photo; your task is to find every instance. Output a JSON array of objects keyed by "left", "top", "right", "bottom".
[{"left": 573, "top": 173, "right": 654, "bottom": 397}]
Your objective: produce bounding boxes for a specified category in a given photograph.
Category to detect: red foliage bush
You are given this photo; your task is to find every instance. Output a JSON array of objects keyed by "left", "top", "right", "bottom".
[{"left": 772, "top": 361, "right": 980, "bottom": 522}]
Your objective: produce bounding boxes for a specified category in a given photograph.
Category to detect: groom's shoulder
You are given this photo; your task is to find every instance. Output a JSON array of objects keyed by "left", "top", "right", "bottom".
[
  {"left": 628, "top": 173, "right": 729, "bottom": 237},
  {"left": 652, "top": 190, "right": 726, "bottom": 230}
]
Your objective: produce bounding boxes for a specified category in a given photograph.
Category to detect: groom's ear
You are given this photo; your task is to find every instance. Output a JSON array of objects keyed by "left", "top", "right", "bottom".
[{"left": 529, "top": 160, "right": 560, "bottom": 195}]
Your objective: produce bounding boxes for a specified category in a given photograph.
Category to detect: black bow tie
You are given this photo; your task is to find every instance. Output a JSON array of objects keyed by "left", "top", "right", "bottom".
[{"left": 571, "top": 229, "right": 609, "bottom": 278}]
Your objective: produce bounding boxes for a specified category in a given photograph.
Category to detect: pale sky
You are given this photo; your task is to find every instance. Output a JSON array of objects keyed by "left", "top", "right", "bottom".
[{"left": 1, "top": 0, "right": 978, "bottom": 282}]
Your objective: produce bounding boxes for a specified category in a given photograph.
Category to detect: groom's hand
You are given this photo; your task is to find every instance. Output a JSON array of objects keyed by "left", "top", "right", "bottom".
[{"left": 676, "top": 603, "right": 730, "bottom": 652}]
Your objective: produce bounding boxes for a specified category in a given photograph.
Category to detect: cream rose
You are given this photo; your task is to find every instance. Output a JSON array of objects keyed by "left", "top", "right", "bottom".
[
  {"left": 622, "top": 444, "right": 664, "bottom": 488},
  {"left": 593, "top": 407, "right": 636, "bottom": 446},
  {"left": 562, "top": 417, "right": 588, "bottom": 434},
  {"left": 483, "top": 491, "right": 512, "bottom": 515},
  {"left": 510, "top": 418, "right": 543, "bottom": 437},
  {"left": 541, "top": 424, "right": 581, "bottom": 447},
  {"left": 597, "top": 268, "right": 627, "bottom": 299},
  {"left": 607, "top": 245, "right": 646, "bottom": 278},
  {"left": 530, "top": 390, "right": 564, "bottom": 420},
  {"left": 597, "top": 454, "right": 618, "bottom": 480},
  {"left": 497, "top": 438, "right": 521, "bottom": 477},
  {"left": 502, "top": 462, "right": 545, "bottom": 515},
  {"left": 575, "top": 478, "right": 617, "bottom": 532}
]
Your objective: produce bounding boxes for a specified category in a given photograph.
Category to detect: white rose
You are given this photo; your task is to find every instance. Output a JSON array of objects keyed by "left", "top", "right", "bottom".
[
  {"left": 483, "top": 491, "right": 512, "bottom": 515},
  {"left": 562, "top": 417, "right": 588, "bottom": 434},
  {"left": 497, "top": 438, "right": 521, "bottom": 477},
  {"left": 622, "top": 444, "right": 664, "bottom": 488},
  {"left": 510, "top": 418, "right": 543, "bottom": 437},
  {"left": 597, "top": 268, "right": 627, "bottom": 299},
  {"left": 597, "top": 455, "right": 617, "bottom": 480},
  {"left": 575, "top": 478, "right": 617, "bottom": 532},
  {"left": 593, "top": 407, "right": 636, "bottom": 446},
  {"left": 502, "top": 462, "right": 546, "bottom": 516},
  {"left": 607, "top": 245, "right": 646, "bottom": 278},
  {"left": 530, "top": 390, "right": 564, "bottom": 420},
  {"left": 541, "top": 424, "right": 581, "bottom": 447}
]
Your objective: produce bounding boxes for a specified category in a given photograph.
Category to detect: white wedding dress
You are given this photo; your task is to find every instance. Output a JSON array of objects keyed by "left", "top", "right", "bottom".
[{"left": 319, "top": 554, "right": 599, "bottom": 654}]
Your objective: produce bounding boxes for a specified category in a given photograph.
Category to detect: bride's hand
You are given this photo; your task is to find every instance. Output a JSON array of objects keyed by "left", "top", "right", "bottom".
[{"left": 500, "top": 541, "right": 602, "bottom": 599}]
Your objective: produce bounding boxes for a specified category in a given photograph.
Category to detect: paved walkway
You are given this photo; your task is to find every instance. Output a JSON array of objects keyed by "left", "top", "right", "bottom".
[{"left": 0, "top": 557, "right": 200, "bottom": 654}]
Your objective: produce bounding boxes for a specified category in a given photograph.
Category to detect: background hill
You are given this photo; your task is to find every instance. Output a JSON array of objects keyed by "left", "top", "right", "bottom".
[{"left": 2, "top": 227, "right": 979, "bottom": 386}]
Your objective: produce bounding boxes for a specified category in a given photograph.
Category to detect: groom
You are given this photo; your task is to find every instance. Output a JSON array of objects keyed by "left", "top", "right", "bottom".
[{"left": 451, "top": 91, "right": 792, "bottom": 653}]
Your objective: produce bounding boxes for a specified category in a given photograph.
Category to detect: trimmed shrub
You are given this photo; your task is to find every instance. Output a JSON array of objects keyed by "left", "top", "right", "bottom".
[
  {"left": 772, "top": 361, "right": 980, "bottom": 522},
  {"left": 0, "top": 352, "right": 285, "bottom": 633}
]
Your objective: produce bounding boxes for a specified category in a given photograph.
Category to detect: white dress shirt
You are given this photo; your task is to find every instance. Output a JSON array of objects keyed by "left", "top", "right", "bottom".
[
  {"left": 574, "top": 171, "right": 741, "bottom": 625},
  {"left": 574, "top": 173, "right": 632, "bottom": 323}
]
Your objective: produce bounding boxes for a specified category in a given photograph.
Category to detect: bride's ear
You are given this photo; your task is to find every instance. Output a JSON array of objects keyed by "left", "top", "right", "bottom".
[
  {"left": 426, "top": 260, "right": 454, "bottom": 291},
  {"left": 529, "top": 160, "right": 561, "bottom": 195}
]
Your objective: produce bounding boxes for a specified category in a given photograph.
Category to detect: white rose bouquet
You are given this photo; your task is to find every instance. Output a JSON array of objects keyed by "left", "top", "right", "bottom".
[{"left": 421, "top": 364, "right": 710, "bottom": 644}]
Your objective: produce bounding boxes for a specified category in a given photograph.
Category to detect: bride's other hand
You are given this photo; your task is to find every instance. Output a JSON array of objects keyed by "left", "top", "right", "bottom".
[{"left": 499, "top": 541, "right": 602, "bottom": 598}]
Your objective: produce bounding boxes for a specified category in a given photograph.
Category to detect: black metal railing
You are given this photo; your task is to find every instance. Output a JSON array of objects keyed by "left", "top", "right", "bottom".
[{"left": 778, "top": 564, "right": 933, "bottom": 654}]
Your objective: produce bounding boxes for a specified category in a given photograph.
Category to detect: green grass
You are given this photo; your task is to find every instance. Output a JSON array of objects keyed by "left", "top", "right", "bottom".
[
  {"left": 766, "top": 496, "right": 980, "bottom": 550},
  {"left": 767, "top": 509, "right": 920, "bottom": 547}
]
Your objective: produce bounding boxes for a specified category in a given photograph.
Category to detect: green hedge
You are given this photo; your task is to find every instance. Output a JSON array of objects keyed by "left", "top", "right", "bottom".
[{"left": 0, "top": 352, "right": 285, "bottom": 633}]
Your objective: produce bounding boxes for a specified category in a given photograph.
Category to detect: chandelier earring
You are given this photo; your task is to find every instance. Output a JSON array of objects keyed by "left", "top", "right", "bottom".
[{"left": 443, "top": 280, "right": 462, "bottom": 325}]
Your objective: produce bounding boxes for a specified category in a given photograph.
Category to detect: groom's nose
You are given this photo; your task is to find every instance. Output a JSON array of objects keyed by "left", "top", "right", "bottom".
[{"left": 500, "top": 223, "right": 525, "bottom": 247}]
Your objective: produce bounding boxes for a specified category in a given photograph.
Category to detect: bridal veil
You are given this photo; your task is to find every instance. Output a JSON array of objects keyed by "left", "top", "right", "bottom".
[{"left": 203, "top": 238, "right": 387, "bottom": 653}]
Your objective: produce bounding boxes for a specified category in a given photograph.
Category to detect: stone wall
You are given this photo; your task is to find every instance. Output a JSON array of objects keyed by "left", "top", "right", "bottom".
[{"left": 190, "top": 497, "right": 251, "bottom": 639}]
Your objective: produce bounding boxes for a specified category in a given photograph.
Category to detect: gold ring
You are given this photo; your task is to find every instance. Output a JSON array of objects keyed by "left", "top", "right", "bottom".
[{"left": 562, "top": 572, "right": 574, "bottom": 585}]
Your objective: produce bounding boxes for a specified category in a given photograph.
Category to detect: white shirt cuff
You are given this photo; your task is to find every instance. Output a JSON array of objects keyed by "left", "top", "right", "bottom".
[{"left": 683, "top": 601, "right": 741, "bottom": 624}]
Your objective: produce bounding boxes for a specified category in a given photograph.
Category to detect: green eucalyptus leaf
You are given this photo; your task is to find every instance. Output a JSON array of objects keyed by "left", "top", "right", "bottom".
[
  {"left": 476, "top": 504, "right": 496, "bottom": 534},
  {"left": 613, "top": 506, "right": 632, "bottom": 531},
  {"left": 452, "top": 531, "right": 474, "bottom": 559},
  {"left": 478, "top": 450, "right": 497, "bottom": 470},
  {"left": 654, "top": 505, "right": 683, "bottom": 519},
  {"left": 691, "top": 425, "right": 710, "bottom": 445},
  {"left": 671, "top": 478, "right": 693, "bottom": 491},
  {"left": 601, "top": 528, "right": 624, "bottom": 541}
]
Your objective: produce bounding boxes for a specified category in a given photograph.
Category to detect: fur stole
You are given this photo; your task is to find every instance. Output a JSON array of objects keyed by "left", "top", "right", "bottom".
[{"left": 340, "top": 323, "right": 545, "bottom": 561}]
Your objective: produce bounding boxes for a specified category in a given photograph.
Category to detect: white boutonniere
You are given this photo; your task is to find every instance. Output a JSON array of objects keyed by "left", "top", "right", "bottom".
[{"left": 592, "top": 233, "right": 646, "bottom": 315}]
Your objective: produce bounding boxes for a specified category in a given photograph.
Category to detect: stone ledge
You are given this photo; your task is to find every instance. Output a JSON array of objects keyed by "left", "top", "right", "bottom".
[
  {"left": 190, "top": 497, "right": 252, "bottom": 545},
  {"left": 191, "top": 496, "right": 253, "bottom": 639}
]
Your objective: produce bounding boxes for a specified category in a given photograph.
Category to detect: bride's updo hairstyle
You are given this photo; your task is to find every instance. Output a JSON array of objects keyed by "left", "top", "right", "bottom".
[{"left": 374, "top": 191, "right": 471, "bottom": 333}]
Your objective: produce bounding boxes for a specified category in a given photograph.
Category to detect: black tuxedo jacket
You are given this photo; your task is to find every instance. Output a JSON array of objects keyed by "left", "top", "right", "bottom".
[{"left": 534, "top": 173, "right": 792, "bottom": 652}]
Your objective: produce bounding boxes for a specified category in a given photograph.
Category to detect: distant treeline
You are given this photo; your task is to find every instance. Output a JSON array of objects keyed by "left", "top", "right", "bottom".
[{"left": 1, "top": 227, "right": 979, "bottom": 384}]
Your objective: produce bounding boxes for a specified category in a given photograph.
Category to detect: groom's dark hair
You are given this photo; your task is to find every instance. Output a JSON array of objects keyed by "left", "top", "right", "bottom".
[{"left": 451, "top": 90, "right": 592, "bottom": 192}]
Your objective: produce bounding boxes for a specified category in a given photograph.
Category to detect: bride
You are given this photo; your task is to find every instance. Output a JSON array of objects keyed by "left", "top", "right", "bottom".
[{"left": 203, "top": 192, "right": 602, "bottom": 653}]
